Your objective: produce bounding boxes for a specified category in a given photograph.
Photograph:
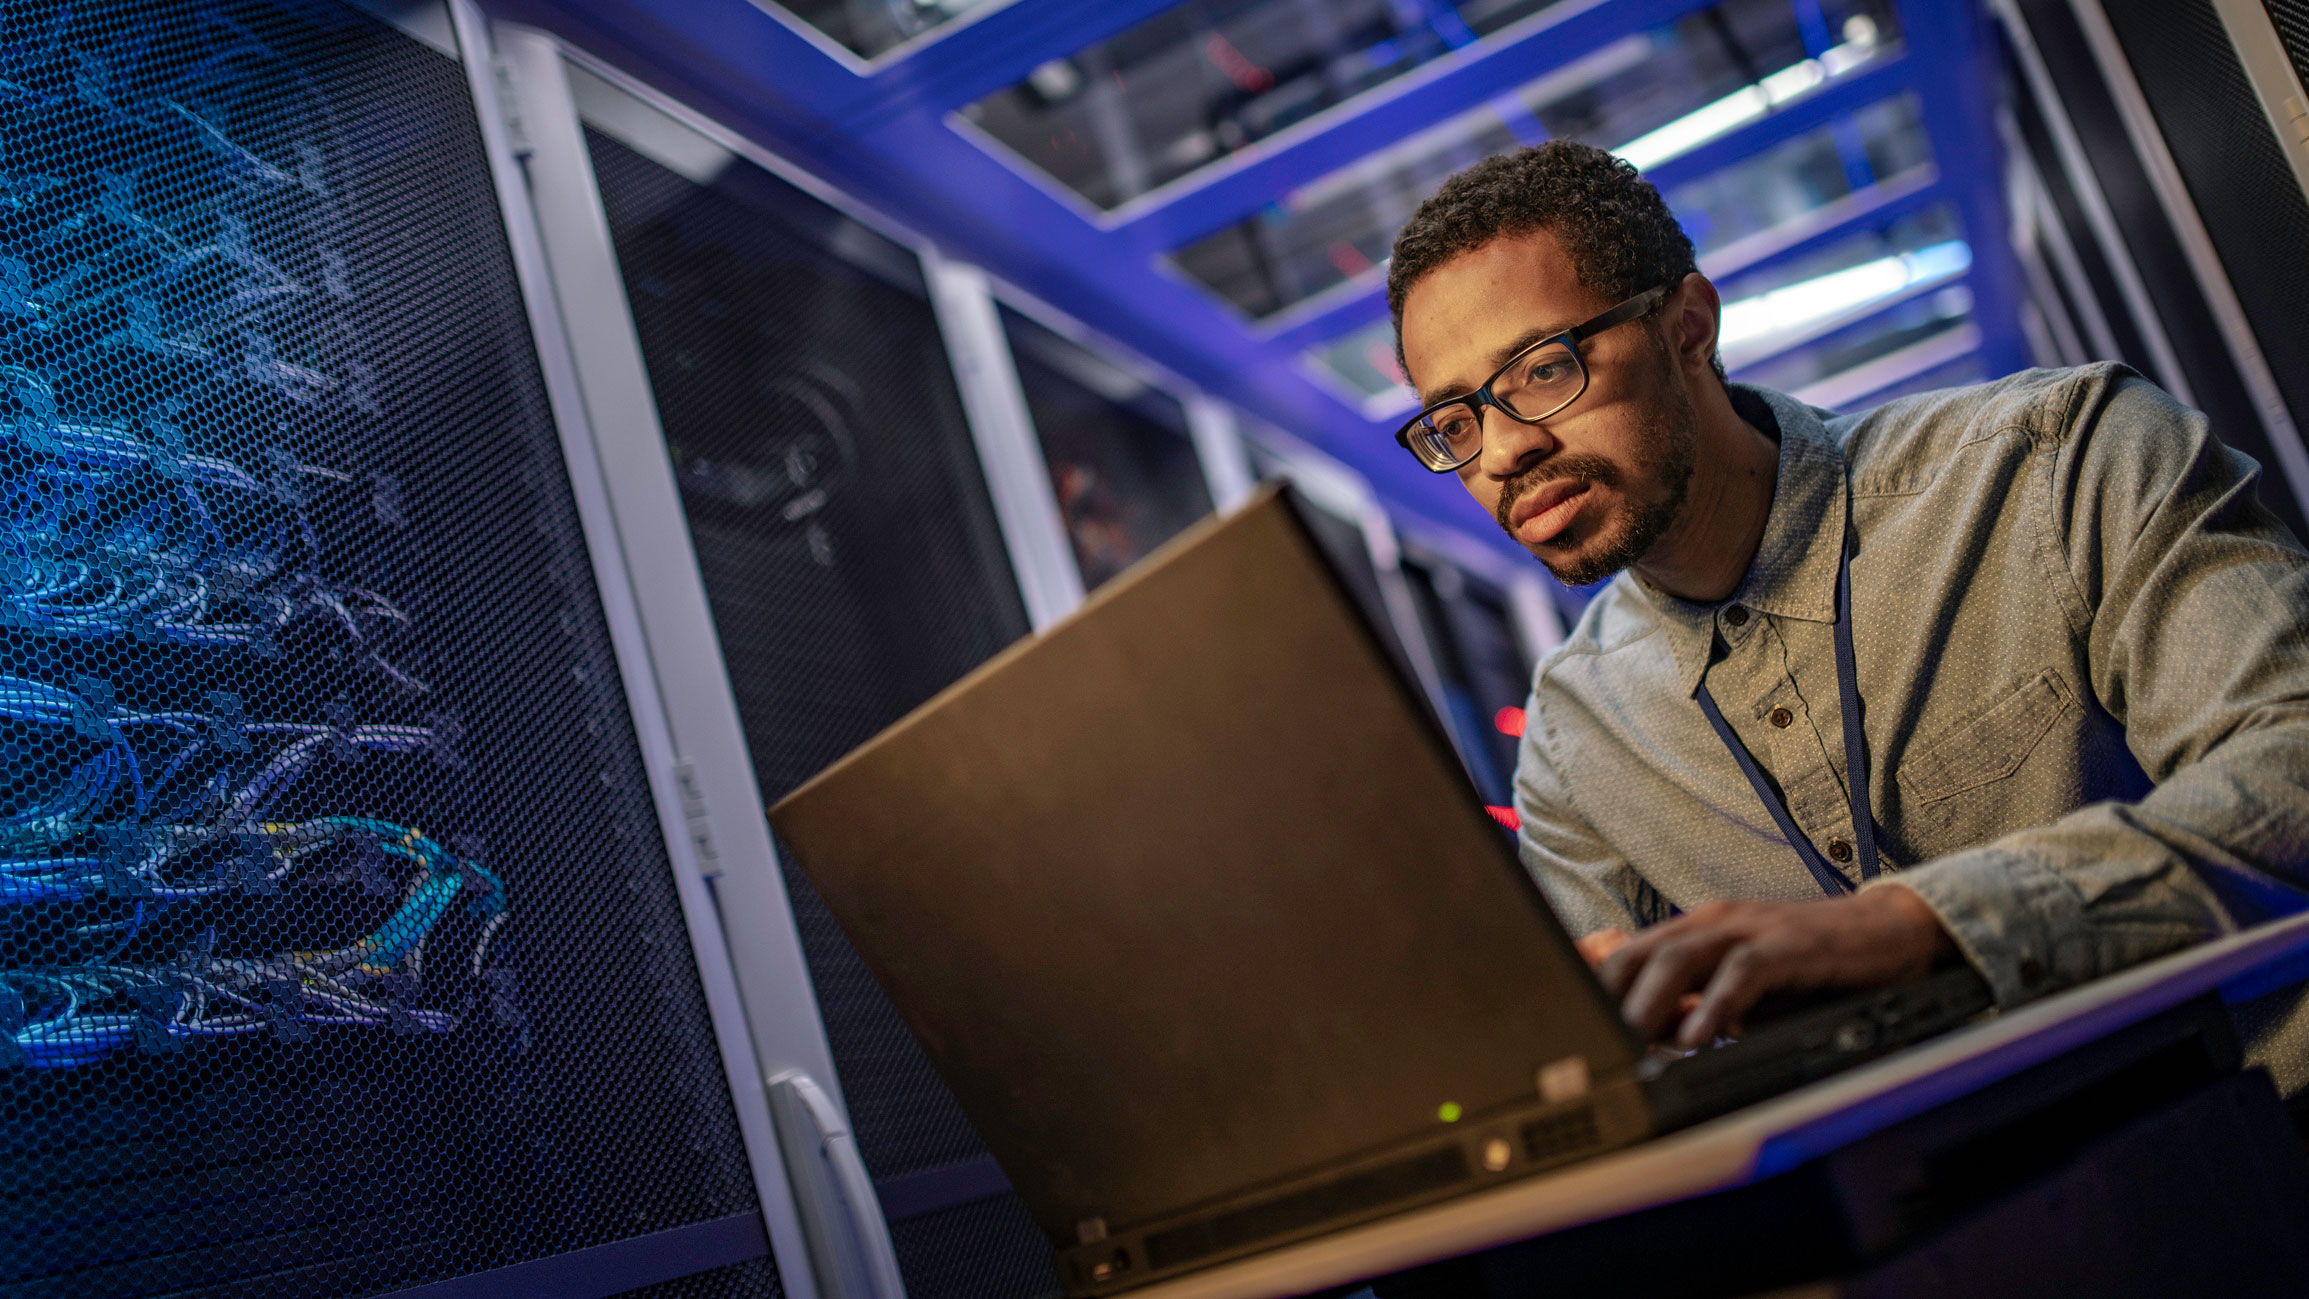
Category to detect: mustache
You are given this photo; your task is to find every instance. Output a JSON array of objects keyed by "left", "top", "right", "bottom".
[{"left": 1494, "top": 454, "right": 1621, "bottom": 536}]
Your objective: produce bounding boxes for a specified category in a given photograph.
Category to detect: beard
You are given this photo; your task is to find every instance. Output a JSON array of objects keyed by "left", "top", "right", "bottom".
[{"left": 1493, "top": 363, "right": 1699, "bottom": 588}]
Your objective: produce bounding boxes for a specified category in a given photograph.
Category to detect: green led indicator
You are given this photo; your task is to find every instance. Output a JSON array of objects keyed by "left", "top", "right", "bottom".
[{"left": 1437, "top": 1101, "right": 1463, "bottom": 1123}]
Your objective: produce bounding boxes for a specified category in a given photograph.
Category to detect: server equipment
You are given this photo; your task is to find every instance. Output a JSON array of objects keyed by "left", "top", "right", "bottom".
[
  {"left": 1396, "top": 545, "right": 1537, "bottom": 811},
  {"left": 2, "top": 1, "right": 784, "bottom": 1296},
  {"left": 527, "top": 49, "right": 1068, "bottom": 1299},
  {"left": 1000, "top": 305, "right": 1215, "bottom": 592},
  {"left": 1993, "top": 0, "right": 2309, "bottom": 541}
]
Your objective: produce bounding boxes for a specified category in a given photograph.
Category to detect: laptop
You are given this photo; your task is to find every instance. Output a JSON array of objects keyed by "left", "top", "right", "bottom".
[{"left": 768, "top": 485, "right": 1991, "bottom": 1294}]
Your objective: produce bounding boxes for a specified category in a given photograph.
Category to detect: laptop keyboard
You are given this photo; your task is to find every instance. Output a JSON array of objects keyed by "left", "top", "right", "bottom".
[{"left": 1646, "top": 967, "right": 1996, "bottom": 1131}]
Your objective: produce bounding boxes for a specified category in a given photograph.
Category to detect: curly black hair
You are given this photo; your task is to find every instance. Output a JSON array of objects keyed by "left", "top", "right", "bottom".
[{"left": 1387, "top": 141, "right": 1715, "bottom": 380}]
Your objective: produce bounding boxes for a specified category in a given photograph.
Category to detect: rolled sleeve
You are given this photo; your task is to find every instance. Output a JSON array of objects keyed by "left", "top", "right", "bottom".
[
  {"left": 1892, "top": 371, "right": 2309, "bottom": 1006},
  {"left": 1876, "top": 827, "right": 2211, "bottom": 1008}
]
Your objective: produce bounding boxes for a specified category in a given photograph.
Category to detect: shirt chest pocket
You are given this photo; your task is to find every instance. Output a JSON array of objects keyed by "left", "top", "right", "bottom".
[{"left": 1895, "top": 668, "right": 2084, "bottom": 852}]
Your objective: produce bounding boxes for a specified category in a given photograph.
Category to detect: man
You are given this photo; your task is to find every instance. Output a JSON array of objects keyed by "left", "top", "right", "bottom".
[{"left": 1387, "top": 141, "right": 2309, "bottom": 1083}]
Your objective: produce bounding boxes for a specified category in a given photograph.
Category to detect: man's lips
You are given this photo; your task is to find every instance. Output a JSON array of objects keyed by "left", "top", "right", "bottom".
[{"left": 1508, "top": 479, "right": 1591, "bottom": 546}]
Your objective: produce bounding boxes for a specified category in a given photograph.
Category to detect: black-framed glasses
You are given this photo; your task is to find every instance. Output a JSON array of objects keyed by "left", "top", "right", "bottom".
[{"left": 1394, "top": 285, "right": 1671, "bottom": 473}]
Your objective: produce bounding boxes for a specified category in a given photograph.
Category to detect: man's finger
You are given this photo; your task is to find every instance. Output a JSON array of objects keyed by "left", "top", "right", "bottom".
[
  {"left": 1596, "top": 932, "right": 1651, "bottom": 997},
  {"left": 1678, "top": 943, "right": 1773, "bottom": 1049},
  {"left": 1597, "top": 910, "right": 1709, "bottom": 995},
  {"left": 1620, "top": 928, "right": 1742, "bottom": 1041}
]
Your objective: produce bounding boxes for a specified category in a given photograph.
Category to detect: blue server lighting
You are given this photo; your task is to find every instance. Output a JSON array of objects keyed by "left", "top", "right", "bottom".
[
  {"left": 3, "top": 815, "right": 506, "bottom": 1068},
  {"left": 0, "top": 364, "right": 416, "bottom": 678},
  {"left": 0, "top": 0, "right": 506, "bottom": 1072},
  {"left": 1, "top": 1, "right": 783, "bottom": 1294}
]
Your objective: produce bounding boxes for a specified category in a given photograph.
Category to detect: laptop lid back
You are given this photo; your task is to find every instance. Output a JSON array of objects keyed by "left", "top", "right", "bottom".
[{"left": 769, "top": 487, "right": 1637, "bottom": 1247}]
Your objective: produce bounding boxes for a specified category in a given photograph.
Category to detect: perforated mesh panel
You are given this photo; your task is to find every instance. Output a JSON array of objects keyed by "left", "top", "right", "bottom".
[
  {"left": 887, "top": 1194, "right": 1062, "bottom": 1299},
  {"left": 2100, "top": 0, "right": 2309, "bottom": 493},
  {"left": 2009, "top": 0, "right": 2309, "bottom": 542},
  {"left": 2001, "top": 40, "right": 2162, "bottom": 379},
  {"left": 583, "top": 95, "right": 1055, "bottom": 1298},
  {"left": 0, "top": 2, "right": 771, "bottom": 1295},
  {"left": 622, "top": 1256, "right": 786, "bottom": 1299},
  {"left": 997, "top": 307, "right": 1212, "bottom": 590}
]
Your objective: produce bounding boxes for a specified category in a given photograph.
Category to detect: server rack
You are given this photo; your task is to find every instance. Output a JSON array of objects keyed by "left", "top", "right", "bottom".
[
  {"left": 922, "top": 254, "right": 1087, "bottom": 635},
  {"left": 501, "top": 30, "right": 1359, "bottom": 1299},
  {"left": 1396, "top": 544, "right": 1541, "bottom": 812},
  {"left": 1, "top": 1, "right": 797, "bottom": 1296},
  {"left": 2077, "top": 0, "right": 2309, "bottom": 512},
  {"left": 500, "top": 31, "right": 1072, "bottom": 1299},
  {"left": 1992, "top": 0, "right": 2309, "bottom": 540},
  {"left": 994, "top": 297, "right": 1217, "bottom": 591}
]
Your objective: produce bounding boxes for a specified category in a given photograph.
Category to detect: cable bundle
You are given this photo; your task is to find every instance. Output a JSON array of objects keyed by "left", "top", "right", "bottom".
[
  {"left": 0, "top": 366, "right": 422, "bottom": 688},
  {"left": 0, "top": 10, "right": 517, "bottom": 1068},
  {"left": 3, "top": 819, "right": 509, "bottom": 1068},
  {"left": 1, "top": 671, "right": 443, "bottom": 904},
  {"left": 0, "top": 668, "right": 513, "bottom": 1064}
]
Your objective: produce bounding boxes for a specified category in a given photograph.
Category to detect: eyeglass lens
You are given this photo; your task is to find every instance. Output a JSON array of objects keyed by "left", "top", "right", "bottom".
[{"left": 1410, "top": 340, "right": 1584, "bottom": 469}]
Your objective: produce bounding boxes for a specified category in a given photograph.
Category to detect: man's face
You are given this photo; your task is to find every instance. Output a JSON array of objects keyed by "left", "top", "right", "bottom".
[{"left": 1399, "top": 230, "right": 1699, "bottom": 587}]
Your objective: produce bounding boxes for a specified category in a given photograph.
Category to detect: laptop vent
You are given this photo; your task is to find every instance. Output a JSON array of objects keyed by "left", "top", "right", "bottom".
[
  {"left": 1522, "top": 1103, "right": 1603, "bottom": 1166},
  {"left": 1142, "top": 1145, "right": 1471, "bottom": 1271}
]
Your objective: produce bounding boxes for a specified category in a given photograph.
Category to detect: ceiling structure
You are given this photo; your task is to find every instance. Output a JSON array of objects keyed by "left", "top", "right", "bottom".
[{"left": 489, "top": 0, "right": 2031, "bottom": 558}]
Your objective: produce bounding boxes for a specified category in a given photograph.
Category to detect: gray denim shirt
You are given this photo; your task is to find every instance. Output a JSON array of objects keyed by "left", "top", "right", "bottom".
[{"left": 1516, "top": 364, "right": 2309, "bottom": 1082}]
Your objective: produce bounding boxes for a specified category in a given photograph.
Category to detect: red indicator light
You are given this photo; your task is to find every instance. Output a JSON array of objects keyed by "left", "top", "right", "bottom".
[
  {"left": 1494, "top": 706, "right": 1526, "bottom": 737},
  {"left": 1485, "top": 805, "right": 1520, "bottom": 831}
]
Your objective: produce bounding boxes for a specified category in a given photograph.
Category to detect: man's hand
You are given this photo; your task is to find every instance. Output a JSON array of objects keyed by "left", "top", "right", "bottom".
[{"left": 1594, "top": 887, "right": 1957, "bottom": 1050}]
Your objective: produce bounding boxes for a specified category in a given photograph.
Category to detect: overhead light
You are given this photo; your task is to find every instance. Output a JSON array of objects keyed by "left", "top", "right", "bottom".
[
  {"left": 1718, "top": 239, "right": 1972, "bottom": 361},
  {"left": 1026, "top": 58, "right": 1082, "bottom": 102},
  {"left": 1612, "top": 29, "right": 1884, "bottom": 172}
]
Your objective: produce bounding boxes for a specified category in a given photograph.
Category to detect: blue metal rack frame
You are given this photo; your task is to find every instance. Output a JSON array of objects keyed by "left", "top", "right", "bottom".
[{"left": 488, "top": 0, "right": 2036, "bottom": 565}]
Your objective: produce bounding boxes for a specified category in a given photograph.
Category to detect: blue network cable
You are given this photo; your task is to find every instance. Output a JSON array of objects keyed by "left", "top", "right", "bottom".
[
  {"left": 0, "top": 12, "right": 516, "bottom": 1075},
  {"left": 0, "top": 368, "right": 423, "bottom": 688},
  {"left": 1, "top": 820, "right": 510, "bottom": 1069},
  {"left": 0, "top": 672, "right": 443, "bottom": 911},
  {"left": 0, "top": 24, "right": 424, "bottom": 689}
]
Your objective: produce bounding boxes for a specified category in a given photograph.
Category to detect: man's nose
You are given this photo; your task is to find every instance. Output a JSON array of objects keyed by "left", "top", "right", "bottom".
[{"left": 1475, "top": 404, "right": 1555, "bottom": 480}]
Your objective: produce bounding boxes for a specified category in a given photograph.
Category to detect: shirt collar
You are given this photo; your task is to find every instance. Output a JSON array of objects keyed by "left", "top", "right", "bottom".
[{"left": 1632, "top": 385, "right": 1850, "bottom": 697}]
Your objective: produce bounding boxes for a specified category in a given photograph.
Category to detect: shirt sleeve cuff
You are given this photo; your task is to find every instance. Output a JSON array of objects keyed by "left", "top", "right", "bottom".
[{"left": 1864, "top": 848, "right": 2087, "bottom": 1008}]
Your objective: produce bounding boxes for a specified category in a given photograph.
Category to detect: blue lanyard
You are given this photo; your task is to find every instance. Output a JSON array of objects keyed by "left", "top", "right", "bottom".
[{"left": 1693, "top": 538, "right": 1879, "bottom": 898}]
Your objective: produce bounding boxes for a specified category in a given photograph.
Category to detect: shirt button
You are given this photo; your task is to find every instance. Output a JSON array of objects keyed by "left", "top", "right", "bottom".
[
  {"left": 1723, "top": 605, "right": 1749, "bottom": 628},
  {"left": 1827, "top": 838, "right": 1854, "bottom": 863},
  {"left": 1768, "top": 707, "right": 1793, "bottom": 728}
]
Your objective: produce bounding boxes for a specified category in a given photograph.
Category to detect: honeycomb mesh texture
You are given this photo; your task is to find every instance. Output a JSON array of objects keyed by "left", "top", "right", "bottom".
[
  {"left": 996, "top": 307, "right": 1212, "bottom": 590},
  {"left": 2101, "top": 0, "right": 2309, "bottom": 479},
  {"left": 0, "top": 3, "right": 770, "bottom": 1296},
  {"left": 887, "top": 1194, "right": 1062, "bottom": 1299},
  {"left": 583, "top": 115, "right": 1051, "bottom": 1294},
  {"left": 620, "top": 1256, "right": 785, "bottom": 1299}
]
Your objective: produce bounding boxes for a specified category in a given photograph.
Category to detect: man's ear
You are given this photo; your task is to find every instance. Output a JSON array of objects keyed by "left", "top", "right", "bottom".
[{"left": 1666, "top": 272, "right": 1723, "bottom": 377}]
